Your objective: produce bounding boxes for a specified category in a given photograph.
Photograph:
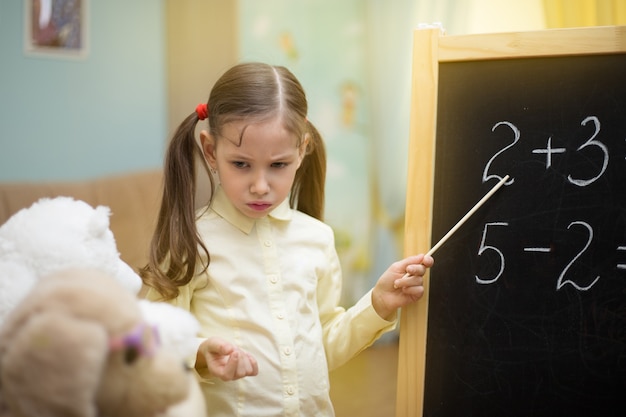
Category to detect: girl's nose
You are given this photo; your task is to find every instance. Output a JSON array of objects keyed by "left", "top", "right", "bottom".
[{"left": 250, "top": 171, "right": 270, "bottom": 195}]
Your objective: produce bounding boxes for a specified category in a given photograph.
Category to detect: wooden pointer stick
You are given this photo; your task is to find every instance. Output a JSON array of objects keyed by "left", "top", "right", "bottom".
[
  {"left": 397, "top": 175, "right": 510, "bottom": 286},
  {"left": 425, "top": 174, "right": 510, "bottom": 257}
]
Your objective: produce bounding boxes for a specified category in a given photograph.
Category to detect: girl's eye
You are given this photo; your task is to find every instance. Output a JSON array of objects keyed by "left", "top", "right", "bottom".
[
  {"left": 232, "top": 161, "right": 248, "bottom": 169},
  {"left": 272, "top": 162, "right": 287, "bottom": 168}
]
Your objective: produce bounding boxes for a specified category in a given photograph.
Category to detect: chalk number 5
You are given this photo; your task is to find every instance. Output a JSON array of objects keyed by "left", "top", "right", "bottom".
[{"left": 475, "top": 222, "right": 509, "bottom": 284}]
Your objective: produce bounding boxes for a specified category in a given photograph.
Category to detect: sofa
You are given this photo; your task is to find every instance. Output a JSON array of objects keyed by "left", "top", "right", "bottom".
[{"left": 0, "top": 169, "right": 164, "bottom": 273}]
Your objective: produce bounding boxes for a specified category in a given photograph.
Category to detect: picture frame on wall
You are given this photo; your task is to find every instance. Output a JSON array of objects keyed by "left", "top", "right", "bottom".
[{"left": 24, "top": 0, "right": 88, "bottom": 59}]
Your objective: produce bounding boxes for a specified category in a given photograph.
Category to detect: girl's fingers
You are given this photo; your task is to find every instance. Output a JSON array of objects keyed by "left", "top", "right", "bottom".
[
  {"left": 225, "top": 349, "right": 258, "bottom": 379},
  {"left": 394, "top": 273, "right": 424, "bottom": 289},
  {"left": 246, "top": 353, "right": 259, "bottom": 376},
  {"left": 406, "top": 263, "right": 426, "bottom": 276},
  {"left": 222, "top": 350, "right": 240, "bottom": 380}
]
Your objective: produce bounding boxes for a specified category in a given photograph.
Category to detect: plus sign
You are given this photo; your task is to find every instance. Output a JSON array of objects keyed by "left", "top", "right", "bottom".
[{"left": 532, "top": 137, "right": 566, "bottom": 168}]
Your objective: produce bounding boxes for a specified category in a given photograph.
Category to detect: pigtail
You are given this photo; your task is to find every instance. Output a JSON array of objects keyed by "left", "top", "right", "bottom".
[
  {"left": 140, "top": 112, "right": 213, "bottom": 300},
  {"left": 290, "top": 120, "right": 326, "bottom": 221}
]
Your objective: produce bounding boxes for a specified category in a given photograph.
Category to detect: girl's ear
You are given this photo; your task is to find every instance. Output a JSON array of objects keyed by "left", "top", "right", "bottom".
[{"left": 200, "top": 130, "right": 217, "bottom": 169}]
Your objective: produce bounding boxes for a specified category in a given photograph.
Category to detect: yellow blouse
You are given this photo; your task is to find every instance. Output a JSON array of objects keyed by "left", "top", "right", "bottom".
[{"left": 145, "top": 187, "right": 396, "bottom": 417}]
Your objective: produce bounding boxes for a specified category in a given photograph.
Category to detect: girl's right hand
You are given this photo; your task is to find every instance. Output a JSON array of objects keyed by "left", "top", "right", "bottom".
[{"left": 196, "top": 337, "right": 259, "bottom": 381}]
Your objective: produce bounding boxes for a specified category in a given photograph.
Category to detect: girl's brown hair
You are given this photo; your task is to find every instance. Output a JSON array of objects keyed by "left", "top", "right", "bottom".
[{"left": 140, "top": 63, "right": 326, "bottom": 300}]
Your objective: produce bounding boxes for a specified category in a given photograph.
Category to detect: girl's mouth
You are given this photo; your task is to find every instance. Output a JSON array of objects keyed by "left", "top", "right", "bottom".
[{"left": 248, "top": 202, "right": 272, "bottom": 211}]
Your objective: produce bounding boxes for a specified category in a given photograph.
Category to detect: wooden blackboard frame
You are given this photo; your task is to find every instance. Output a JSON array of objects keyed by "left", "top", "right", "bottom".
[{"left": 397, "top": 25, "right": 626, "bottom": 417}]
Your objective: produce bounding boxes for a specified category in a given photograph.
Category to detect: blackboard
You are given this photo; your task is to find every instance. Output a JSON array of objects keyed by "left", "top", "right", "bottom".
[{"left": 397, "top": 26, "right": 626, "bottom": 417}]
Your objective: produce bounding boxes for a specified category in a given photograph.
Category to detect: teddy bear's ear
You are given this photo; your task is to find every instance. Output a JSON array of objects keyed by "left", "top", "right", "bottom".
[
  {"left": 1, "top": 311, "right": 109, "bottom": 417},
  {"left": 89, "top": 205, "right": 112, "bottom": 239}
]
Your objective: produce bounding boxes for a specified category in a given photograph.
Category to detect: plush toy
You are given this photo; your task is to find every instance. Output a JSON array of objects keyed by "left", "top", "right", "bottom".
[
  {"left": 0, "top": 197, "right": 141, "bottom": 325},
  {"left": 0, "top": 268, "right": 193, "bottom": 417},
  {"left": 0, "top": 197, "right": 206, "bottom": 417}
]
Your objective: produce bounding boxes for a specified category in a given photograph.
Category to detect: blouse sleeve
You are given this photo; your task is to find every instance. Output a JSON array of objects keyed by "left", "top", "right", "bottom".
[{"left": 316, "top": 235, "right": 397, "bottom": 371}]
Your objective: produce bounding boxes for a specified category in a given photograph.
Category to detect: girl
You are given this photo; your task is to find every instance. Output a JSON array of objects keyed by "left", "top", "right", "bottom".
[{"left": 141, "top": 62, "right": 433, "bottom": 416}]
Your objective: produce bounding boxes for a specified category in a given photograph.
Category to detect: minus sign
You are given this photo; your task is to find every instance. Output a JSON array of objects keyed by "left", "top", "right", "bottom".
[{"left": 524, "top": 247, "right": 552, "bottom": 253}]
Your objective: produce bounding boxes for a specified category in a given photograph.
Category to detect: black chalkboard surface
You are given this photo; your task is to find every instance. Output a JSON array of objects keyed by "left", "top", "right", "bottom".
[
  {"left": 397, "top": 26, "right": 626, "bottom": 417},
  {"left": 425, "top": 53, "right": 626, "bottom": 417}
]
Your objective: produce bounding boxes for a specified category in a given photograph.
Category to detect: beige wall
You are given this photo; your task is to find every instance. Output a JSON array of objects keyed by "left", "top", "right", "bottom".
[
  {"left": 166, "top": 0, "right": 238, "bottom": 136},
  {"left": 166, "top": 0, "right": 238, "bottom": 207}
]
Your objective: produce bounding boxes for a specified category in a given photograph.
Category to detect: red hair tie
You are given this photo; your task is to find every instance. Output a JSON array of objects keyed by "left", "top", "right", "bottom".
[{"left": 196, "top": 103, "right": 208, "bottom": 120}]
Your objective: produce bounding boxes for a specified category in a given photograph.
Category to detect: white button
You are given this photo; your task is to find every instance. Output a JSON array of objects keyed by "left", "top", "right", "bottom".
[
  {"left": 277, "top": 312, "right": 285, "bottom": 319},
  {"left": 286, "top": 385, "right": 295, "bottom": 395},
  {"left": 283, "top": 346, "right": 292, "bottom": 355},
  {"left": 264, "top": 240, "right": 272, "bottom": 247},
  {"left": 269, "top": 275, "right": 279, "bottom": 284}
]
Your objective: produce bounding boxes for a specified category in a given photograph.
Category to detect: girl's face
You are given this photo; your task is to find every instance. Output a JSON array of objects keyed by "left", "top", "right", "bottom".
[{"left": 201, "top": 117, "right": 306, "bottom": 219}]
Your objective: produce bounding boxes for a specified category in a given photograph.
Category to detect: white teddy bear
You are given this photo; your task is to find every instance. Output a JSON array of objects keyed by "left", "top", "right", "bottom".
[
  {"left": 0, "top": 197, "right": 141, "bottom": 323},
  {"left": 0, "top": 197, "right": 206, "bottom": 416}
]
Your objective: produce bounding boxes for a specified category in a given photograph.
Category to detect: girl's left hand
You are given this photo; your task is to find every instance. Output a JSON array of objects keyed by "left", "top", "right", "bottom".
[{"left": 371, "top": 254, "right": 434, "bottom": 320}]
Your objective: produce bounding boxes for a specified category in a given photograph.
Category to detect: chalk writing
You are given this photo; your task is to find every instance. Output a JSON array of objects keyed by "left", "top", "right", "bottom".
[
  {"left": 474, "top": 220, "right": 608, "bottom": 291},
  {"left": 483, "top": 116, "right": 609, "bottom": 186},
  {"left": 473, "top": 115, "right": 622, "bottom": 291}
]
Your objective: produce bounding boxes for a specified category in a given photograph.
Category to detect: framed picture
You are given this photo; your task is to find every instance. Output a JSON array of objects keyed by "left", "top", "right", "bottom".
[{"left": 24, "top": 0, "right": 88, "bottom": 58}]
